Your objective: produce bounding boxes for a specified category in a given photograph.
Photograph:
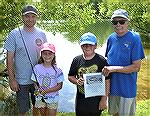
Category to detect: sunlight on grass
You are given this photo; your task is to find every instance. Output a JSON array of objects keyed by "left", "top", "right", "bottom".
[
  {"left": 137, "top": 49, "right": 150, "bottom": 101},
  {"left": 136, "top": 99, "right": 150, "bottom": 116},
  {"left": 57, "top": 99, "right": 150, "bottom": 116}
]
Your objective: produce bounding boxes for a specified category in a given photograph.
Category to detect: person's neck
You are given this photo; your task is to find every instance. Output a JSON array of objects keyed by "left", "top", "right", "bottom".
[
  {"left": 117, "top": 30, "right": 128, "bottom": 37},
  {"left": 23, "top": 26, "right": 35, "bottom": 32},
  {"left": 83, "top": 53, "right": 96, "bottom": 60},
  {"left": 42, "top": 63, "right": 52, "bottom": 68}
]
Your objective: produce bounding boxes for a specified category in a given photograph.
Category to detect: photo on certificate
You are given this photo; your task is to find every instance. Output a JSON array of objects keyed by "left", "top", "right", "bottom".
[{"left": 83, "top": 72, "right": 105, "bottom": 98}]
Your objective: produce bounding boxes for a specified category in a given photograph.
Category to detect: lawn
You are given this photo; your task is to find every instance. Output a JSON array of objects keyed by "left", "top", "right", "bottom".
[{"left": 57, "top": 99, "right": 150, "bottom": 116}]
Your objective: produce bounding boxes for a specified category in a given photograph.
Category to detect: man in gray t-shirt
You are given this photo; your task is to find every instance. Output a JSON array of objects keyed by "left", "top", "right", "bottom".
[{"left": 4, "top": 5, "right": 47, "bottom": 115}]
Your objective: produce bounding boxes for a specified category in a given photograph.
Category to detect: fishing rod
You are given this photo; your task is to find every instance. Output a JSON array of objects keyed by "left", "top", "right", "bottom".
[
  {"left": 18, "top": 27, "right": 46, "bottom": 101},
  {"left": 18, "top": 27, "right": 39, "bottom": 85},
  {"left": 19, "top": 27, "right": 47, "bottom": 103}
]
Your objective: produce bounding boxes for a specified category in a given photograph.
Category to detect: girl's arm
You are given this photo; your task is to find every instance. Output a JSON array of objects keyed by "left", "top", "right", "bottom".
[{"left": 40, "top": 82, "right": 63, "bottom": 95}]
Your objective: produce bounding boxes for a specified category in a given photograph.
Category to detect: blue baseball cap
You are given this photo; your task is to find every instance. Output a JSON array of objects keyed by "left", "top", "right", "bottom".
[
  {"left": 80, "top": 32, "right": 97, "bottom": 46},
  {"left": 111, "top": 9, "right": 129, "bottom": 20}
]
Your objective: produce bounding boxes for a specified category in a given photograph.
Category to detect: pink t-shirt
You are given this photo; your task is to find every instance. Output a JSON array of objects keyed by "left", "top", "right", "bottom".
[{"left": 31, "top": 64, "right": 64, "bottom": 97}]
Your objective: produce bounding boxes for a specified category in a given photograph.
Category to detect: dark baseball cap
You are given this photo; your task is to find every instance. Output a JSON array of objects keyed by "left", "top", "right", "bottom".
[{"left": 22, "top": 5, "right": 38, "bottom": 15}]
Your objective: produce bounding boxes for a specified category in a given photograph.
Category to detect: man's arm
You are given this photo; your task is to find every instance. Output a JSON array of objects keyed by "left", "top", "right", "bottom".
[
  {"left": 102, "top": 60, "right": 142, "bottom": 77},
  {"left": 6, "top": 52, "right": 19, "bottom": 91}
]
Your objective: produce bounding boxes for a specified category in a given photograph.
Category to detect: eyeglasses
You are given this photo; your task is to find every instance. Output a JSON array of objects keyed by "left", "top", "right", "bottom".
[{"left": 111, "top": 20, "right": 127, "bottom": 25}]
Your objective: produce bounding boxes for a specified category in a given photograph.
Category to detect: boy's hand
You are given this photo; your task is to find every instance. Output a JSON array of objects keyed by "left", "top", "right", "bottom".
[
  {"left": 77, "top": 77, "right": 84, "bottom": 86},
  {"left": 99, "top": 96, "right": 107, "bottom": 110}
]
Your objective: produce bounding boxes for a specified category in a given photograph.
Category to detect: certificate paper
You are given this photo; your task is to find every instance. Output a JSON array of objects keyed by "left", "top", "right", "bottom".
[{"left": 83, "top": 72, "right": 105, "bottom": 98}]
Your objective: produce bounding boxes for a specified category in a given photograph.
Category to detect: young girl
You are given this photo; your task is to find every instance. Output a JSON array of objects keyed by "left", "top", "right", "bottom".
[{"left": 31, "top": 42, "right": 64, "bottom": 116}]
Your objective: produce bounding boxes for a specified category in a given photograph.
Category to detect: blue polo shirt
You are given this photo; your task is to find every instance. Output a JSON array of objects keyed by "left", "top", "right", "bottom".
[{"left": 105, "top": 30, "right": 145, "bottom": 98}]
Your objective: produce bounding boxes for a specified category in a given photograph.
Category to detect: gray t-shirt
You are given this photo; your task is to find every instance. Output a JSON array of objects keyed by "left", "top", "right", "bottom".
[{"left": 4, "top": 26, "right": 47, "bottom": 85}]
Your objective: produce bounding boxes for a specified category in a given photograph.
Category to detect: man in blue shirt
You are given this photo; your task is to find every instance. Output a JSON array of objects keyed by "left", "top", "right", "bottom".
[{"left": 102, "top": 9, "right": 145, "bottom": 116}]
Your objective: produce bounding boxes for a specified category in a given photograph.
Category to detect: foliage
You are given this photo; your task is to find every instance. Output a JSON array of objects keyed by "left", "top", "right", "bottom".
[
  {"left": 0, "top": 2, "right": 97, "bottom": 42},
  {"left": 2, "top": 93, "right": 18, "bottom": 116},
  {"left": 103, "top": 0, "right": 150, "bottom": 4},
  {"left": 36, "top": 2, "right": 97, "bottom": 41},
  {"left": 0, "top": 1, "right": 150, "bottom": 46},
  {"left": 97, "top": 3, "right": 150, "bottom": 48},
  {"left": 0, "top": 1, "right": 24, "bottom": 34},
  {"left": 40, "top": 0, "right": 90, "bottom": 3},
  {"left": 0, "top": 1, "right": 149, "bottom": 115}
]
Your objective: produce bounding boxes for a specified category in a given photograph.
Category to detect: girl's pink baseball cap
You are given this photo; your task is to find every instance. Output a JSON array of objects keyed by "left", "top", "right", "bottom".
[{"left": 40, "top": 43, "right": 56, "bottom": 53}]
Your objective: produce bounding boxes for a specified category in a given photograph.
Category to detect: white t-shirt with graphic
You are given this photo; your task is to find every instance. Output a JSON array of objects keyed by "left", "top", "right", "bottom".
[{"left": 31, "top": 64, "right": 64, "bottom": 97}]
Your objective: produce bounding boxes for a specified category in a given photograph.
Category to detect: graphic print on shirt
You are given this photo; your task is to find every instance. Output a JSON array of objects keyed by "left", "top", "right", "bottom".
[
  {"left": 35, "top": 38, "right": 43, "bottom": 47},
  {"left": 40, "top": 73, "right": 56, "bottom": 87},
  {"left": 77, "top": 64, "right": 98, "bottom": 94}
]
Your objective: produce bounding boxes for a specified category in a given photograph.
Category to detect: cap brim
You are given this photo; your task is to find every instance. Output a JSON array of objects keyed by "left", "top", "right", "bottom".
[
  {"left": 41, "top": 49, "right": 55, "bottom": 53},
  {"left": 80, "top": 41, "right": 96, "bottom": 46},
  {"left": 22, "top": 11, "right": 37, "bottom": 15},
  {"left": 111, "top": 15, "right": 128, "bottom": 20}
]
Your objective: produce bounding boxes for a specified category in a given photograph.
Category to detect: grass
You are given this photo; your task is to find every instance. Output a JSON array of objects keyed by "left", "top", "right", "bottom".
[
  {"left": 137, "top": 49, "right": 150, "bottom": 101},
  {"left": 57, "top": 99, "right": 150, "bottom": 116},
  {"left": 135, "top": 99, "right": 150, "bottom": 116}
]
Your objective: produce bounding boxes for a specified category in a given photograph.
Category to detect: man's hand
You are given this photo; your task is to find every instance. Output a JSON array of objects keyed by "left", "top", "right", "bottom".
[
  {"left": 102, "top": 66, "right": 117, "bottom": 77},
  {"left": 9, "top": 79, "right": 20, "bottom": 92}
]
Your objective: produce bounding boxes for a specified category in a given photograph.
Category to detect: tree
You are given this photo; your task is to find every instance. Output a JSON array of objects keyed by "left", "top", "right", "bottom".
[{"left": 97, "top": 3, "right": 150, "bottom": 48}]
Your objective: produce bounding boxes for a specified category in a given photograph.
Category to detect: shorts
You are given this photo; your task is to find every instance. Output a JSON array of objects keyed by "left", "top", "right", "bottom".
[
  {"left": 34, "top": 95, "right": 58, "bottom": 110},
  {"left": 108, "top": 96, "right": 136, "bottom": 116},
  {"left": 16, "top": 84, "right": 35, "bottom": 113},
  {"left": 76, "top": 110, "right": 102, "bottom": 116}
]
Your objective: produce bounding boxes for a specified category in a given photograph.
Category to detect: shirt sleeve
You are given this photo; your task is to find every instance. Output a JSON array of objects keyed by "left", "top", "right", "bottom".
[
  {"left": 68, "top": 57, "right": 78, "bottom": 76},
  {"left": 57, "top": 68, "right": 65, "bottom": 83},
  {"left": 131, "top": 34, "right": 145, "bottom": 61},
  {"left": 4, "top": 30, "right": 17, "bottom": 52}
]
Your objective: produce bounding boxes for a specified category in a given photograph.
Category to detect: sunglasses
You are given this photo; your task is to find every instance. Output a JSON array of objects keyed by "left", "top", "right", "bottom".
[{"left": 111, "top": 20, "right": 127, "bottom": 25}]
